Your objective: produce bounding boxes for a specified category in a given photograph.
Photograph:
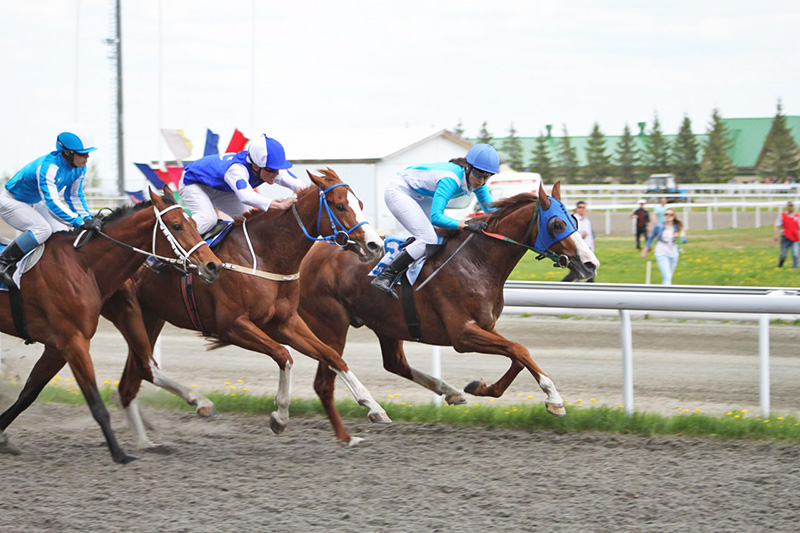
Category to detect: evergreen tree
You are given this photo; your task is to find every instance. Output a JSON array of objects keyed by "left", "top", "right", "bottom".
[
  {"left": 531, "top": 132, "right": 553, "bottom": 182},
  {"left": 453, "top": 119, "right": 465, "bottom": 137},
  {"left": 614, "top": 124, "right": 640, "bottom": 184},
  {"left": 644, "top": 113, "right": 671, "bottom": 174},
  {"left": 583, "top": 123, "right": 611, "bottom": 183},
  {"left": 477, "top": 121, "right": 493, "bottom": 144},
  {"left": 699, "top": 108, "right": 736, "bottom": 183},
  {"left": 758, "top": 100, "right": 800, "bottom": 180},
  {"left": 557, "top": 125, "right": 580, "bottom": 182},
  {"left": 671, "top": 115, "right": 700, "bottom": 183},
  {"left": 501, "top": 122, "right": 525, "bottom": 170}
]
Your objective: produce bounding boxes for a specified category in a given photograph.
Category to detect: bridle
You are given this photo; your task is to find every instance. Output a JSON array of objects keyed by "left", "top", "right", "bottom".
[
  {"left": 74, "top": 203, "right": 209, "bottom": 275},
  {"left": 292, "top": 183, "right": 368, "bottom": 247}
]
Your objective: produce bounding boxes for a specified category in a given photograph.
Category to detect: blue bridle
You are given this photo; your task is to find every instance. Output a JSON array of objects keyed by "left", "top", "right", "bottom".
[
  {"left": 532, "top": 195, "right": 578, "bottom": 253},
  {"left": 293, "top": 183, "right": 368, "bottom": 247}
]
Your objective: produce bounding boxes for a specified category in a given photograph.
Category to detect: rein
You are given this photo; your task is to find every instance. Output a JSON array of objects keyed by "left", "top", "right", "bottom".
[
  {"left": 292, "top": 183, "right": 367, "bottom": 247},
  {"left": 73, "top": 204, "right": 208, "bottom": 274}
]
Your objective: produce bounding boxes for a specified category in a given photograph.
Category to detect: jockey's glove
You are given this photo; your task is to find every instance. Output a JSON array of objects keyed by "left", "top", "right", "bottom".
[
  {"left": 80, "top": 217, "right": 104, "bottom": 233},
  {"left": 464, "top": 219, "right": 488, "bottom": 234}
]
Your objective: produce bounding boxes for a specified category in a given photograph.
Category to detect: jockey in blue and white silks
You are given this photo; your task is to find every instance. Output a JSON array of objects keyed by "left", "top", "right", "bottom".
[
  {"left": 0, "top": 125, "right": 100, "bottom": 286},
  {"left": 371, "top": 143, "right": 500, "bottom": 297},
  {"left": 179, "top": 134, "right": 301, "bottom": 235}
]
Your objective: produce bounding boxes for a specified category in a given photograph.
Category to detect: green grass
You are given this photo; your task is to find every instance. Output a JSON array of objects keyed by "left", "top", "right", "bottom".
[
  {"left": 512, "top": 226, "right": 796, "bottom": 286},
  {"left": 21, "top": 383, "right": 800, "bottom": 444}
]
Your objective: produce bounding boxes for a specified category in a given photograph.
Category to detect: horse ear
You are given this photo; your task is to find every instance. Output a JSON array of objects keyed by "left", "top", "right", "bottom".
[
  {"left": 161, "top": 185, "right": 177, "bottom": 205},
  {"left": 550, "top": 181, "right": 562, "bottom": 201},
  {"left": 149, "top": 186, "right": 164, "bottom": 206},
  {"left": 306, "top": 170, "right": 324, "bottom": 189},
  {"left": 538, "top": 181, "right": 551, "bottom": 210}
]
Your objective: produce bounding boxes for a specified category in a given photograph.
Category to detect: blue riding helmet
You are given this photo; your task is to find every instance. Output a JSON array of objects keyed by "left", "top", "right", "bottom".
[
  {"left": 247, "top": 134, "right": 293, "bottom": 170},
  {"left": 466, "top": 143, "right": 499, "bottom": 174},
  {"left": 533, "top": 196, "right": 578, "bottom": 251},
  {"left": 56, "top": 126, "right": 97, "bottom": 153}
]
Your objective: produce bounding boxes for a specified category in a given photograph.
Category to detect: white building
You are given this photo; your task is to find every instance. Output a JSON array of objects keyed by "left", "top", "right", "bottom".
[{"left": 258, "top": 127, "right": 472, "bottom": 233}]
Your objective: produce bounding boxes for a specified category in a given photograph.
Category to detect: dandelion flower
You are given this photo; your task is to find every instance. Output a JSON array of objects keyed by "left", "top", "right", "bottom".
[
  {"left": 742, "top": 410, "right": 748, "bottom": 414},
  {"left": 590, "top": 398, "right": 598, "bottom": 403},
  {"left": 527, "top": 395, "right": 534, "bottom": 399},
  {"left": 237, "top": 379, "right": 244, "bottom": 383},
  {"left": 191, "top": 384, "right": 198, "bottom": 388}
]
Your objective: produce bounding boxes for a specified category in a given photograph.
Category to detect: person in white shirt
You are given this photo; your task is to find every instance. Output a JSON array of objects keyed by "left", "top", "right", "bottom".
[{"left": 562, "top": 201, "right": 594, "bottom": 282}]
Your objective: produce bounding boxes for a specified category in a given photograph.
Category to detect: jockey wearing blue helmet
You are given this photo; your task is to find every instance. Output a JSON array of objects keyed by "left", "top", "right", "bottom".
[
  {"left": 0, "top": 125, "right": 100, "bottom": 287},
  {"left": 372, "top": 143, "right": 500, "bottom": 298}
]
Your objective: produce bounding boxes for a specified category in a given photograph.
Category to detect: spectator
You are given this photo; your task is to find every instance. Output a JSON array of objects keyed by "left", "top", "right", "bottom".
[
  {"left": 641, "top": 208, "right": 687, "bottom": 285},
  {"left": 654, "top": 197, "right": 669, "bottom": 224},
  {"left": 630, "top": 199, "right": 650, "bottom": 250},
  {"left": 562, "top": 201, "right": 594, "bottom": 282},
  {"left": 774, "top": 200, "right": 799, "bottom": 269}
]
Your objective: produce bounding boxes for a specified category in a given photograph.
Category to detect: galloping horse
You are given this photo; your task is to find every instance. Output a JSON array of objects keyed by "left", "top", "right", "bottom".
[
  {"left": 0, "top": 186, "right": 221, "bottom": 463},
  {"left": 102, "top": 169, "right": 388, "bottom": 449},
  {"left": 297, "top": 182, "right": 600, "bottom": 443}
]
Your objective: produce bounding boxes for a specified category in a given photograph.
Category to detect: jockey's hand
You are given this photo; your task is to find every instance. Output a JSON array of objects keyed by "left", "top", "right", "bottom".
[
  {"left": 464, "top": 219, "right": 488, "bottom": 234},
  {"left": 270, "top": 197, "right": 298, "bottom": 211},
  {"left": 80, "top": 217, "right": 104, "bottom": 232}
]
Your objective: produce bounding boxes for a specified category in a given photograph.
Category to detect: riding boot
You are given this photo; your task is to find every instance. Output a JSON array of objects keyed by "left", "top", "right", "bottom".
[
  {"left": 371, "top": 249, "right": 415, "bottom": 298},
  {"left": 0, "top": 241, "right": 27, "bottom": 287}
]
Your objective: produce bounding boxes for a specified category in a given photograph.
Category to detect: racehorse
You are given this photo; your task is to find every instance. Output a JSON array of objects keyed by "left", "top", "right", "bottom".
[
  {"left": 101, "top": 169, "right": 389, "bottom": 449},
  {"left": 0, "top": 186, "right": 221, "bottom": 464},
  {"left": 296, "top": 182, "right": 600, "bottom": 444}
]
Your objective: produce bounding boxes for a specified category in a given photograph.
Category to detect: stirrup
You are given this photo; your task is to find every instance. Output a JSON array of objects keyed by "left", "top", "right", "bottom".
[{"left": 371, "top": 272, "right": 402, "bottom": 299}]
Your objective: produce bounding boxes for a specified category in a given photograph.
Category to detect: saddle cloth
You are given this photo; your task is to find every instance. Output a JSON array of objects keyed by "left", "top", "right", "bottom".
[
  {"left": 368, "top": 234, "right": 443, "bottom": 286},
  {"left": 0, "top": 243, "right": 46, "bottom": 291}
]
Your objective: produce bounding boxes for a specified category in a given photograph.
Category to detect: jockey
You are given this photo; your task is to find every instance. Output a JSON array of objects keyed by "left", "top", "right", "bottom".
[
  {"left": 0, "top": 125, "right": 100, "bottom": 286},
  {"left": 371, "top": 143, "right": 499, "bottom": 297},
  {"left": 179, "top": 133, "right": 301, "bottom": 235}
]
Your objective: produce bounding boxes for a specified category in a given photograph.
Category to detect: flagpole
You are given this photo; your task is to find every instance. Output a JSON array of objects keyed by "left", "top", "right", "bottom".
[
  {"left": 158, "top": 0, "right": 164, "bottom": 165},
  {"left": 250, "top": 0, "right": 256, "bottom": 137},
  {"left": 74, "top": 0, "right": 80, "bottom": 122}
]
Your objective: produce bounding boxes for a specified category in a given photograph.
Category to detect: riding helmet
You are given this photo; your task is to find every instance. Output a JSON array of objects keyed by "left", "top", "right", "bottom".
[
  {"left": 247, "top": 134, "right": 293, "bottom": 170},
  {"left": 466, "top": 143, "right": 499, "bottom": 174},
  {"left": 56, "top": 126, "right": 98, "bottom": 153}
]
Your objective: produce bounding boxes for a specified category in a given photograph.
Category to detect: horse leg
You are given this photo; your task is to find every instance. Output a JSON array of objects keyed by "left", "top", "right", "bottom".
[
  {"left": 274, "top": 313, "right": 391, "bottom": 426},
  {"left": 64, "top": 335, "right": 137, "bottom": 463},
  {"left": 452, "top": 323, "right": 566, "bottom": 417},
  {"left": 224, "top": 316, "right": 294, "bottom": 434},
  {"left": 376, "top": 334, "right": 466, "bottom": 405},
  {"left": 0, "top": 346, "right": 67, "bottom": 455},
  {"left": 312, "top": 362, "right": 361, "bottom": 445}
]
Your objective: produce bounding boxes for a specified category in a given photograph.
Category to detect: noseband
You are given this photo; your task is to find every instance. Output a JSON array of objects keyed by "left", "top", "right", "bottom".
[{"left": 293, "top": 183, "right": 368, "bottom": 247}]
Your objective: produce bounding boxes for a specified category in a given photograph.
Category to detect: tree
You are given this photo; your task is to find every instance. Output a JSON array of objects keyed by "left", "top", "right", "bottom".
[
  {"left": 671, "top": 115, "right": 700, "bottom": 183},
  {"left": 644, "top": 113, "right": 670, "bottom": 174},
  {"left": 699, "top": 108, "right": 736, "bottom": 183},
  {"left": 556, "top": 125, "right": 580, "bottom": 182},
  {"left": 476, "top": 122, "right": 493, "bottom": 145},
  {"left": 614, "top": 124, "right": 640, "bottom": 184},
  {"left": 583, "top": 123, "right": 611, "bottom": 183},
  {"left": 531, "top": 132, "right": 554, "bottom": 182},
  {"left": 501, "top": 122, "right": 525, "bottom": 170},
  {"left": 453, "top": 119, "right": 465, "bottom": 137},
  {"left": 758, "top": 100, "right": 800, "bottom": 180}
]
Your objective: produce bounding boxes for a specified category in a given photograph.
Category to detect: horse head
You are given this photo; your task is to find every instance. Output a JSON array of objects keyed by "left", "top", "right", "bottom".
[
  {"left": 149, "top": 186, "right": 221, "bottom": 283},
  {"left": 535, "top": 181, "right": 599, "bottom": 280},
  {"left": 305, "top": 168, "right": 383, "bottom": 262}
]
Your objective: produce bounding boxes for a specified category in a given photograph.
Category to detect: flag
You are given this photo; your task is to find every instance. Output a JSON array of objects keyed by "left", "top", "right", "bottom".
[
  {"left": 154, "top": 165, "right": 183, "bottom": 189},
  {"left": 134, "top": 162, "right": 166, "bottom": 189},
  {"left": 226, "top": 129, "right": 249, "bottom": 153},
  {"left": 125, "top": 190, "right": 146, "bottom": 203},
  {"left": 204, "top": 129, "right": 220, "bottom": 156},
  {"left": 161, "top": 128, "right": 193, "bottom": 161}
]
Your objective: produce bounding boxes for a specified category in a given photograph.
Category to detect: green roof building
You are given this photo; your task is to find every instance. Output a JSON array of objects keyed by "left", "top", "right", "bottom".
[{"left": 483, "top": 116, "right": 800, "bottom": 175}]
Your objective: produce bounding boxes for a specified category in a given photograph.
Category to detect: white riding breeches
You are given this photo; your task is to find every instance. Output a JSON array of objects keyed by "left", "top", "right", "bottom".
[
  {"left": 179, "top": 178, "right": 248, "bottom": 235},
  {"left": 384, "top": 180, "right": 439, "bottom": 260},
  {"left": 0, "top": 189, "right": 69, "bottom": 244}
]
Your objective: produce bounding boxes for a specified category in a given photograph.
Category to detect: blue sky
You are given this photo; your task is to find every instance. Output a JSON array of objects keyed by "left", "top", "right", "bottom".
[{"left": 0, "top": 0, "right": 797, "bottom": 193}]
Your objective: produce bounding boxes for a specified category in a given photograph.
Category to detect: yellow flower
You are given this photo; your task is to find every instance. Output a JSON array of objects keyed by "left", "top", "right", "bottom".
[
  {"left": 113, "top": 381, "right": 119, "bottom": 386},
  {"left": 590, "top": 398, "right": 598, "bottom": 403},
  {"left": 526, "top": 395, "right": 534, "bottom": 399},
  {"left": 229, "top": 386, "right": 236, "bottom": 390},
  {"left": 734, "top": 415, "right": 740, "bottom": 418},
  {"left": 191, "top": 384, "right": 198, "bottom": 388},
  {"left": 237, "top": 379, "right": 244, "bottom": 383},
  {"left": 777, "top": 417, "right": 784, "bottom": 421},
  {"left": 224, "top": 382, "right": 231, "bottom": 385},
  {"left": 618, "top": 404, "right": 624, "bottom": 409},
  {"left": 243, "top": 388, "right": 249, "bottom": 392},
  {"left": 741, "top": 409, "right": 748, "bottom": 414}
]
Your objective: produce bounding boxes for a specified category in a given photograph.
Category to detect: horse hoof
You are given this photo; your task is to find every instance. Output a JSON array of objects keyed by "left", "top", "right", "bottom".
[
  {"left": 464, "top": 380, "right": 483, "bottom": 395},
  {"left": 142, "top": 444, "right": 175, "bottom": 455},
  {"left": 367, "top": 410, "right": 392, "bottom": 424},
  {"left": 546, "top": 403, "right": 567, "bottom": 418},
  {"left": 445, "top": 393, "right": 467, "bottom": 405},
  {"left": 0, "top": 432, "right": 21, "bottom": 455},
  {"left": 269, "top": 412, "right": 287, "bottom": 435},
  {"left": 348, "top": 436, "right": 366, "bottom": 447},
  {"left": 115, "top": 454, "right": 139, "bottom": 465},
  {"left": 196, "top": 404, "right": 218, "bottom": 419}
]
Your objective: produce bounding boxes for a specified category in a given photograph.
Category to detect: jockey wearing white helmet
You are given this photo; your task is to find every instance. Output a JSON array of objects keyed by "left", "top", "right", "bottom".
[
  {"left": 0, "top": 125, "right": 100, "bottom": 287},
  {"left": 179, "top": 133, "right": 302, "bottom": 235}
]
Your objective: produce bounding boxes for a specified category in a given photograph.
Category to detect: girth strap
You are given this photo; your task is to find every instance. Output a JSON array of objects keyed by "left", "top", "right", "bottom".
[
  {"left": 400, "top": 276, "right": 422, "bottom": 342},
  {"left": 180, "top": 273, "right": 211, "bottom": 337},
  {"left": 9, "top": 284, "right": 33, "bottom": 345}
]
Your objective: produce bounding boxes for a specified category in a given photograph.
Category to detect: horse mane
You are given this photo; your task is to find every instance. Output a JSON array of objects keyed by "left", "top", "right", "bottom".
[
  {"left": 485, "top": 192, "right": 536, "bottom": 226},
  {"left": 89, "top": 200, "right": 154, "bottom": 228},
  {"left": 235, "top": 170, "right": 342, "bottom": 225}
]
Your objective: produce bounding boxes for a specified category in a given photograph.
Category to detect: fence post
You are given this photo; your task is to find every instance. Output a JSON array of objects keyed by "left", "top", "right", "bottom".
[
  {"left": 605, "top": 209, "right": 611, "bottom": 236},
  {"left": 431, "top": 345, "right": 442, "bottom": 407},
  {"left": 732, "top": 206, "right": 738, "bottom": 229},
  {"left": 619, "top": 309, "right": 634, "bottom": 415},
  {"left": 706, "top": 206, "right": 713, "bottom": 230},
  {"left": 759, "top": 314, "right": 770, "bottom": 418},
  {"left": 755, "top": 206, "right": 761, "bottom": 228},
  {"left": 683, "top": 207, "right": 689, "bottom": 230}
]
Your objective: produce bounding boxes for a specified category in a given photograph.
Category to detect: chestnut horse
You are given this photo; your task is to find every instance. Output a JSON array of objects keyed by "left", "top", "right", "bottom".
[
  {"left": 101, "top": 169, "right": 388, "bottom": 449},
  {"left": 0, "top": 186, "right": 221, "bottom": 463},
  {"left": 296, "top": 182, "right": 600, "bottom": 443}
]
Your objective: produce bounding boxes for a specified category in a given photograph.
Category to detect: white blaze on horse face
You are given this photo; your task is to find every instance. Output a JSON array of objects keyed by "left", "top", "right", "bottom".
[
  {"left": 570, "top": 233, "right": 600, "bottom": 271},
  {"left": 346, "top": 190, "right": 382, "bottom": 248}
]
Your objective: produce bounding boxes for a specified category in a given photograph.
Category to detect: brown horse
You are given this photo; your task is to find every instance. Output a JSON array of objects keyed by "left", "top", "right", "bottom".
[
  {"left": 0, "top": 186, "right": 221, "bottom": 463},
  {"left": 296, "top": 182, "right": 600, "bottom": 443},
  {"left": 101, "top": 169, "right": 388, "bottom": 449}
]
